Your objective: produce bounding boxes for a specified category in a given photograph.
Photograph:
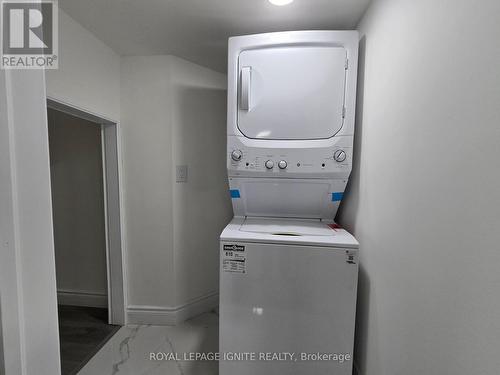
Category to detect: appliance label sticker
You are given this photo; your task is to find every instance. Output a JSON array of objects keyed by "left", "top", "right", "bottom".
[
  {"left": 222, "top": 244, "right": 246, "bottom": 274},
  {"left": 346, "top": 250, "right": 357, "bottom": 265}
]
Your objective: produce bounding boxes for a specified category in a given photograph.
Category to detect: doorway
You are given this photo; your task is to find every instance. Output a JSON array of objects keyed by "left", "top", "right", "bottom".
[{"left": 46, "top": 100, "right": 126, "bottom": 374}]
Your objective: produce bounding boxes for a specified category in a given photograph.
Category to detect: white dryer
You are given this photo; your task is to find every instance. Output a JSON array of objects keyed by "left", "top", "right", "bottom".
[{"left": 220, "top": 30, "right": 360, "bottom": 375}]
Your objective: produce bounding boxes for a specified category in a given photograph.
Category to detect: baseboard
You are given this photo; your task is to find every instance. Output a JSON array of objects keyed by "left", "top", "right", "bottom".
[
  {"left": 57, "top": 289, "right": 107, "bottom": 308},
  {"left": 127, "top": 291, "right": 218, "bottom": 326}
]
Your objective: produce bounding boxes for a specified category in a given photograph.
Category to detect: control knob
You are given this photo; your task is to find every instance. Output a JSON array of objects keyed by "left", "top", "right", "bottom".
[
  {"left": 265, "top": 160, "right": 274, "bottom": 169},
  {"left": 278, "top": 160, "right": 287, "bottom": 169},
  {"left": 333, "top": 150, "right": 347, "bottom": 162},
  {"left": 231, "top": 149, "right": 243, "bottom": 161}
]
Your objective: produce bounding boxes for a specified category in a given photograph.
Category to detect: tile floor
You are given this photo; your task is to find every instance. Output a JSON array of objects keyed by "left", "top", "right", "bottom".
[{"left": 77, "top": 311, "right": 219, "bottom": 375}]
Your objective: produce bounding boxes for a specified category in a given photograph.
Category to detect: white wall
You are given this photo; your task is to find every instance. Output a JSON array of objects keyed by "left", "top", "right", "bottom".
[
  {"left": 120, "top": 56, "right": 176, "bottom": 312},
  {"left": 0, "top": 70, "right": 61, "bottom": 375},
  {"left": 121, "top": 55, "right": 231, "bottom": 323},
  {"left": 46, "top": 9, "right": 120, "bottom": 121},
  {"left": 338, "top": 1, "right": 500, "bottom": 374},
  {"left": 169, "top": 56, "right": 232, "bottom": 308},
  {"left": 48, "top": 109, "right": 108, "bottom": 307}
]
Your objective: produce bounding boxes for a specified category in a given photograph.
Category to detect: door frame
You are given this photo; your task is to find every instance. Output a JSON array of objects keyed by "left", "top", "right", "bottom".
[{"left": 47, "top": 97, "right": 127, "bottom": 325}]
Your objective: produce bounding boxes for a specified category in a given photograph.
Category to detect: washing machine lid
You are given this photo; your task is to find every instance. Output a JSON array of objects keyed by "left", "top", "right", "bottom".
[
  {"left": 237, "top": 46, "right": 347, "bottom": 140},
  {"left": 221, "top": 217, "right": 358, "bottom": 248},
  {"left": 240, "top": 217, "right": 336, "bottom": 236}
]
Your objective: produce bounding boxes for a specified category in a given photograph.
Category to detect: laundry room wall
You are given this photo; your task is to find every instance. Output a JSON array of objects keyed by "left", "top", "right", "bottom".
[
  {"left": 120, "top": 56, "right": 177, "bottom": 318},
  {"left": 0, "top": 70, "right": 61, "bottom": 375},
  {"left": 45, "top": 9, "right": 120, "bottom": 121},
  {"left": 121, "top": 55, "right": 231, "bottom": 324},
  {"left": 337, "top": 0, "right": 500, "bottom": 374},
  {"left": 169, "top": 56, "right": 232, "bottom": 311}
]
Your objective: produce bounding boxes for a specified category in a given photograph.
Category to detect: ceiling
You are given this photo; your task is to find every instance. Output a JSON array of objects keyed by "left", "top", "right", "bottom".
[{"left": 59, "top": 0, "right": 371, "bottom": 72}]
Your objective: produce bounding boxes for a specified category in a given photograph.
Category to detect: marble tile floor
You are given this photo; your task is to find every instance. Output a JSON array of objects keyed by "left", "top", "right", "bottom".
[{"left": 77, "top": 311, "right": 219, "bottom": 375}]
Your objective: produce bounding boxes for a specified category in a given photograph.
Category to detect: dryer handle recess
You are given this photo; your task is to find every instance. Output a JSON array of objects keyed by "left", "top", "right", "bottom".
[{"left": 240, "top": 66, "right": 251, "bottom": 111}]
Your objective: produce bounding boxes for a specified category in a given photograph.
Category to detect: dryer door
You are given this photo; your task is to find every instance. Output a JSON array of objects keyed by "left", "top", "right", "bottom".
[{"left": 237, "top": 46, "right": 347, "bottom": 140}]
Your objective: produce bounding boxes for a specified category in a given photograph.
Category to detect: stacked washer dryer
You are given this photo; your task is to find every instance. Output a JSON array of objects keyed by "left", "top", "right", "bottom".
[{"left": 220, "top": 31, "right": 359, "bottom": 375}]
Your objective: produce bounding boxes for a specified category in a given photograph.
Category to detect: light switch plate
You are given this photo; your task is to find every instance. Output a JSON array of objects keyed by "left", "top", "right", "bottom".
[{"left": 176, "top": 165, "right": 188, "bottom": 183}]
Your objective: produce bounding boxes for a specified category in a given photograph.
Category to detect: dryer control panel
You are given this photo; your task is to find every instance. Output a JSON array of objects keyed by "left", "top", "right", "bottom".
[{"left": 227, "top": 135, "right": 353, "bottom": 179}]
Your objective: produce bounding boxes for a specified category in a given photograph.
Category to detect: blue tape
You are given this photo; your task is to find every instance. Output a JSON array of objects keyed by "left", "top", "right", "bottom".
[
  {"left": 332, "top": 192, "right": 344, "bottom": 202},
  {"left": 230, "top": 189, "right": 241, "bottom": 199}
]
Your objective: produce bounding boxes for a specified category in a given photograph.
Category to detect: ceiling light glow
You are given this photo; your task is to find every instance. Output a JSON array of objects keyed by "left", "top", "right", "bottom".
[{"left": 268, "top": 0, "right": 294, "bottom": 6}]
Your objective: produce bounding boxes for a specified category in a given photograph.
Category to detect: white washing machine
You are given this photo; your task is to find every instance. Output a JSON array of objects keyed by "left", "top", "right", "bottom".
[
  {"left": 220, "top": 31, "right": 360, "bottom": 375},
  {"left": 220, "top": 217, "right": 358, "bottom": 374}
]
